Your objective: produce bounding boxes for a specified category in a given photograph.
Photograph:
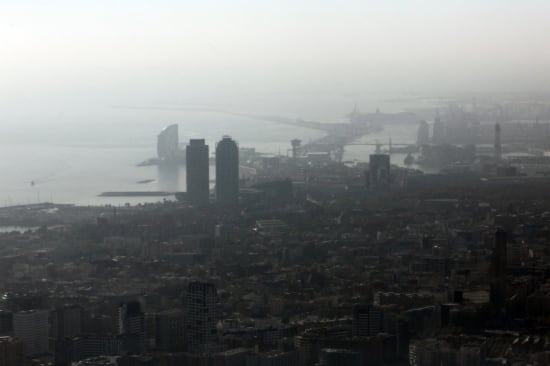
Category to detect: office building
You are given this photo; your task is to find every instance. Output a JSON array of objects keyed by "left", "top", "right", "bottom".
[
  {"left": 215, "top": 136, "right": 239, "bottom": 205},
  {"left": 155, "top": 310, "right": 184, "bottom": 352},
  {"left": 494, "top": 123, "right": 502, "bottom": 161},
  {"left": 51, "top": 305, "right": 83, "bottom": 339},
  {"left": 368, "top": 154, "right": 390, "bottom": 189},
  {"left": 118, "top": 302, "right": 145, "bottom": 354},
  {"left": 246, "top": 350, "right": 300, "bottom": 366},
  {"left": 13, "top": 310, "right": 49, "bottom": 357},
  {"left": 492, "top": 229, "right": 507, "bottom": 281},
  {"left": 432, "top": 117, "right": 445, "bottom": 143},
  {"left": 157, "top": 124, "right": 179, "bottom": 160},
  {"left": 0, "top": 311, "right": 13, "bottom": 336},
  {"left": 417, "top": 120, "right": 430, "bottom": 145},
  {"left": 55, "top": 334, "right": 121, "bottom": 364},
  {"left": 320, "top": 349, "right": 361, "bottom": 366},
  {"left": 74, "top": 356, "right": 118, "bottom": 366},
  {"left": 184, "top": 282, "right": 218, "bottom": 352},
  {"left": 490, "top": 229, "right": 507, "bottom": 308},
  {"left": 409, "top": 337, "right": 486, "bottom": 366},
  {"left": 352, "top": 304, "right": 383, "bottom": 337},
  {"left": 0, "top": 336, "right": 24, "bottom": 366},
  {"left": 186, "top": 139, "right": 210, "bottom": 206}
]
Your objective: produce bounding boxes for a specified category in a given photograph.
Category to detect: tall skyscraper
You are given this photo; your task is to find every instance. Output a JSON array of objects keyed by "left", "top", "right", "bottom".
[
  {"left": 13, "top": 310, "right": 49, "bottom": 357},
  {"left": 215, "top": 136, "right": 239, "bottom": 205},
  {"left": 490, "top": 229, "right": 507, "bottom": 309},
  {"left": 155, "top": 310, "right": 184, "bottom": 352},
  {"left": 492, "top": 229, "right": 507, "bottom": 280},
  {"left": 432, "top": 117, "right": 445, "bottom": 143},
  {"left": 494, "top": 123, "right": 502, "bottom": 161},
  {"left": 118, "top": 301, "right": 145, "bottom": 354},
  {"left": 352, "top": 304, "right": 383, "bottom": 337},
  {"left": 51, "top": 304, "right": 83, "bottom": 339},
  {"left": 0, "top": 336, "right": 24, "bottom": 366},
  {"left": 368, "top": 154, "right": 390, "bottom": 189},
  {"left": 157, "top": 124, "right": 179, "bottom": 160},
  {"left": 417, "top": 120, "right": 430, "bottom": 145},
  {"left": 0, "top": 311, "right": 13, "bottom": 336},
  {"left": 184, "top": 282, "right": 218, "bottom": 353},
  {"left": 186, "top": 139, "right": 210, "bottom": 206}
]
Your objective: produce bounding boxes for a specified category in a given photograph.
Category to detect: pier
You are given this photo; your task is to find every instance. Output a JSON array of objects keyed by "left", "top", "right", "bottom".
[{"left": 118, "top": 105, "right": 418, "bottom": 162}]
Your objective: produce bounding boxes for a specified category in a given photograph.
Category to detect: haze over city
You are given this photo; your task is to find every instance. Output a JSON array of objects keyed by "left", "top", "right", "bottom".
[{"left": 2, "top": 1, "right": 550, "bottom": 104}]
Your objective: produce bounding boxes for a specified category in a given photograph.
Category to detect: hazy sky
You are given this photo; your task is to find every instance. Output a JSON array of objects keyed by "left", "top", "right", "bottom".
[{"left": 1, "top": 0, "right": 550, "bottom": 103}]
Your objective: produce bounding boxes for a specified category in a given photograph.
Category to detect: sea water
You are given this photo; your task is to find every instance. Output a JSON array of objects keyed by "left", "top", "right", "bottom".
[{"left": 0, "top": 92, "right": 433, "bottom": 206}]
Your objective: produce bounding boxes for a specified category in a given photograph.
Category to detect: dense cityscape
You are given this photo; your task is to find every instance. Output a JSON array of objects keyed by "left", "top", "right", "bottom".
[{"left": 1, "top": 97, "right": 550, "bottom": 366}]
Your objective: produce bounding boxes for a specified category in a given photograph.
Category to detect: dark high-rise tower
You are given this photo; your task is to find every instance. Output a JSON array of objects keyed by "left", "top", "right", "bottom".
[
  {"left": 368, "top": 154, "right": 390, "bottom": 189},
  {"left": 186, "top": 139, "right": 209, "bottom": 206},
  {"left": 492, "top": 229, "right": 507, "bottom": 280},
  {"left": 490, "top": 229, "right": 507, "bottom": 309},
  {"left": 494, "top": 123, "right": 502, "bottom": 161},
  {"left": 215, "top": 136, "right": 239, "bottom": 205},
  {"left": 118, "top": 301, "right": 145, "bottom": 354},
  {"left": 184, "top": 282, "right": 218, "bottom": 353},
  {"left": 352, "top": 304, "right": 383, "bottom": 337},
  {"left": 432, "top": 117, "right": 445, "bottom": 143},
  {"left": 417, "top": 120, "right": 430, "bottom": 145}
]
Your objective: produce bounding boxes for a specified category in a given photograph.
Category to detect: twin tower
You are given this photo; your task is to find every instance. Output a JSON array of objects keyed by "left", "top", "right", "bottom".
[{"left": 186, "top": 136, "right": 239, "bottom": 206}]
